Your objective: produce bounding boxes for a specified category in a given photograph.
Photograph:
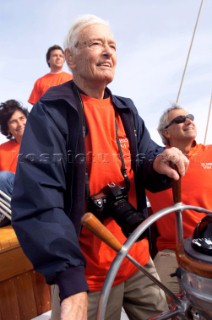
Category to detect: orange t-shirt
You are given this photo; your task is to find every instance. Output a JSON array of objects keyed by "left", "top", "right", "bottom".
[
  {"left": 28, "top": 71, "right": 72, "bottom": 105},
  {"left": 146, "top": 144, "right": 212, "bottom": 251},
  {"left": 79, "top": 94, "right": 149, "bottom": 291},
  {"left": 0, "top": 139, "right": 20, "bottom": 173}
]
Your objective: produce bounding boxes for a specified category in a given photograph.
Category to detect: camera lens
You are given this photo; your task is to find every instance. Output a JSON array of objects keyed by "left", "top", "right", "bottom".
[
  {"left": 88, "top": 184, "right": 147, "bottom": 241},
  {"left": 110, "top": 198, "right": 147, "bottom": 241}
]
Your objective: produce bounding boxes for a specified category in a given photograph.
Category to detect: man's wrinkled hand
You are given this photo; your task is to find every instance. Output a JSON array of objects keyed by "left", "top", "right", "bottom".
[{"left": 153, "top": 147, "right": 189, "bottom": 180}]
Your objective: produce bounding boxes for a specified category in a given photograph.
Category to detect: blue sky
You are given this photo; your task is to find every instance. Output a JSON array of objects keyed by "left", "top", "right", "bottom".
[{"left": 0, "top": 0, "right": 211, "bottom": 144}]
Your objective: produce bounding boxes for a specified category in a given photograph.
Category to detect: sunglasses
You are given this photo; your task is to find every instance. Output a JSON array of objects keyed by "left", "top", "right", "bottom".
[{"left": 164, "top": 114, "right": 194, "bottom": 129}]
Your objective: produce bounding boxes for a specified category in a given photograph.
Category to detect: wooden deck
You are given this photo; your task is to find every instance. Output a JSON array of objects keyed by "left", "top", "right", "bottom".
[{"left": 0, "top": 226, "right": 51, "bottom": 320}]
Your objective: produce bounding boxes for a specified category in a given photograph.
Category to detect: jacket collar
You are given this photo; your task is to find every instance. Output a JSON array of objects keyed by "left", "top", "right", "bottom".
[{"left": 40, "top": 80, "right": 130, "bottom": 111}]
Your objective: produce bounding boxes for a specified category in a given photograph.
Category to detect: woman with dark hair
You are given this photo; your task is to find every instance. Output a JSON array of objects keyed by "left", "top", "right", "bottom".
[{"left": 0, "top": 99, "right": 28, "bottom": 226}]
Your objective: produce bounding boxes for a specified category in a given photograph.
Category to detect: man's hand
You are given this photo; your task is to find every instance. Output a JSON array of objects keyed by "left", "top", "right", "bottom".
[
  {"left": 153, "top": 147, "right": 189, "bottom": 180},
  {"left": 61, "top": 292, "right": 88, "bottom": 320}
]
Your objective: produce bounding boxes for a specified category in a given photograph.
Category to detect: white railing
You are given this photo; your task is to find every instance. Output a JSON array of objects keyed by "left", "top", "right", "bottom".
[{"left": 0, "top": 190, "right": 12, "bottom": 220}]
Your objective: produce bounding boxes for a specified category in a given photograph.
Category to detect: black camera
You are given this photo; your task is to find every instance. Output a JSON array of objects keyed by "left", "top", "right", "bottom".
[{"left": 88, "top": 183, "right": 147, "bottom": 241}]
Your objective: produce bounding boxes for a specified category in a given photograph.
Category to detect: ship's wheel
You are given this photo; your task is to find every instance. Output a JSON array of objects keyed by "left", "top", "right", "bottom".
[{"left": 81, "top": 179, "right": 212, "bottom": 320}]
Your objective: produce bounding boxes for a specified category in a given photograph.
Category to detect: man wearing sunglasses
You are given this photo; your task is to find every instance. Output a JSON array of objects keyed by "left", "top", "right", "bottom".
[{"left": 146, "top": 104, "right": 212, "bottom": 294}]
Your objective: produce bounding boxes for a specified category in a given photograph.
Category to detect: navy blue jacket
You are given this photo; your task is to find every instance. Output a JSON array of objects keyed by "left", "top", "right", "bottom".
[{"left": 11, "top": 80, "right": 170, "bottom": 300}]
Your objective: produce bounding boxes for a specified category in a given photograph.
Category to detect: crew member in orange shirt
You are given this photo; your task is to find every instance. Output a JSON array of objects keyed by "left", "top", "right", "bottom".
[
  {"left": 146, "top": 104, "right": 212, "bottom": 294},
  {"left": 0, "top": 99, "right": 28, "bottom": 226},
  {"left": 28, "top": 44, "right": 72, "bottom": 105}
]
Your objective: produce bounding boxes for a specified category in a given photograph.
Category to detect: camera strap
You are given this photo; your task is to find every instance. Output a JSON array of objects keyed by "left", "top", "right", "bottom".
[
  {"left": 74, "top": 82, "right": 130, "bottom": 197},
  {"left": 115, "top": 120, "right": 130, "bottom": 192}
]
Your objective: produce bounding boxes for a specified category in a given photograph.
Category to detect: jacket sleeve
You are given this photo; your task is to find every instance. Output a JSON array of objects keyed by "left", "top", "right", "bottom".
[{"left": 11, "top": 102, "right": 88, "bottom": 300}]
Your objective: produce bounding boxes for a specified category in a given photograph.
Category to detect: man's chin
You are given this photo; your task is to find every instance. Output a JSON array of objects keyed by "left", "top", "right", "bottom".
[{"left": 100, "top": 74, "right": 114, "bottom": 85}]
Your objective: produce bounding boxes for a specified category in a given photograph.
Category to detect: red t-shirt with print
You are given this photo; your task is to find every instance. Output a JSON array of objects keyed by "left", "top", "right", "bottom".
[
  {"left": 79, "top": 94, "right": 150, "bottom": 291},
  {"left": 146, "top": 144, "right": 212, "bottom": 251}
]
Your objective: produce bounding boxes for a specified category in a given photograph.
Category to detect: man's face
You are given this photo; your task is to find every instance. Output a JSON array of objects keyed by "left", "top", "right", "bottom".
[
  {"left": 69, "top": 24, "right": 117, "bottom": 86},
  {"left": 163, "top": 109, "right": 197, "bottom": 145},
  {"left": 48, "top": 49, "right": 65, "bottom": 70},
  {"left": 8, "top": 110, "right": 27, "bottom": 141}
]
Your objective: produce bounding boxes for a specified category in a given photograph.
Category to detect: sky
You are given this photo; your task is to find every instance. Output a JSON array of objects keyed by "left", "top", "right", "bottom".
[{"left": 0, "top": 0, "right": 211, "bottom": 145}]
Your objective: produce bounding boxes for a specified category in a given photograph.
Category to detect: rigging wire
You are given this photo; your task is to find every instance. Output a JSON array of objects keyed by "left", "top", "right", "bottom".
[
  {"left": 175, "top": 0, "right": 204, "bottom": 104},
  {"left": 204, "top": 93, "right": 212, "bottom": 144}
]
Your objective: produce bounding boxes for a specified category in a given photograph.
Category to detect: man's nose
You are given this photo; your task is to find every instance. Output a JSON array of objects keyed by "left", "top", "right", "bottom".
[
  {"left": 185, "top": 117, "right": 193, "bottom": 124},
  {"left": 102, "top": 46, "right": 114, "bottom": 57}
]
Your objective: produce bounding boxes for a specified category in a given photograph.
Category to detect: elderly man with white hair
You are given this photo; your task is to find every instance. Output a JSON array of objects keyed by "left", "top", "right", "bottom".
[{"left": 12, "top": 16, "right": 188, "bottom": 320}]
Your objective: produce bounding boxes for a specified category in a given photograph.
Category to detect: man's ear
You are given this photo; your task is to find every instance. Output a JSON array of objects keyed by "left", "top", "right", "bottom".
[
  {"left": 65, "top": 48, "right": 76, "bottom": 69},
  {"left": 162, "top": 129, "right": 170, "bottom": 140}
]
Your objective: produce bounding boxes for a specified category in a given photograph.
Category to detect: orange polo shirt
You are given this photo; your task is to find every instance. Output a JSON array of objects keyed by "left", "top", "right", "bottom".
[
  {"left": 146, "top": 144, "right": 212, "bottom": 251},
  {"left": 79, "top": 94, "right": 149, "bottom": 291},
  {"left": 0, "top": 139, "right": 20, "bottom": 173}
]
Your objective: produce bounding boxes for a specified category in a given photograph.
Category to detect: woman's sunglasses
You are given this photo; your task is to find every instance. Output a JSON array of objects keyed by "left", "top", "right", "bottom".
[{"left": 164, "top": 114, "right": 194, "bottom": 129}]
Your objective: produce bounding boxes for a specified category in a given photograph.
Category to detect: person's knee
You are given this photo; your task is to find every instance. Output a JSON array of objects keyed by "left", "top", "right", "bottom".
[
  {"left": 0, "top": 170, "right": 14, "bottom": 181},
  {"left": 0, "top": 171, "right": 15, "bottom": 195}
]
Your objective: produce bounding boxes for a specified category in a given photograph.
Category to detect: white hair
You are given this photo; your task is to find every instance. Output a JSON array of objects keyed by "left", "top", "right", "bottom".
[{"left": 64, "top": 14, "right": 111, "bottom": 52}]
